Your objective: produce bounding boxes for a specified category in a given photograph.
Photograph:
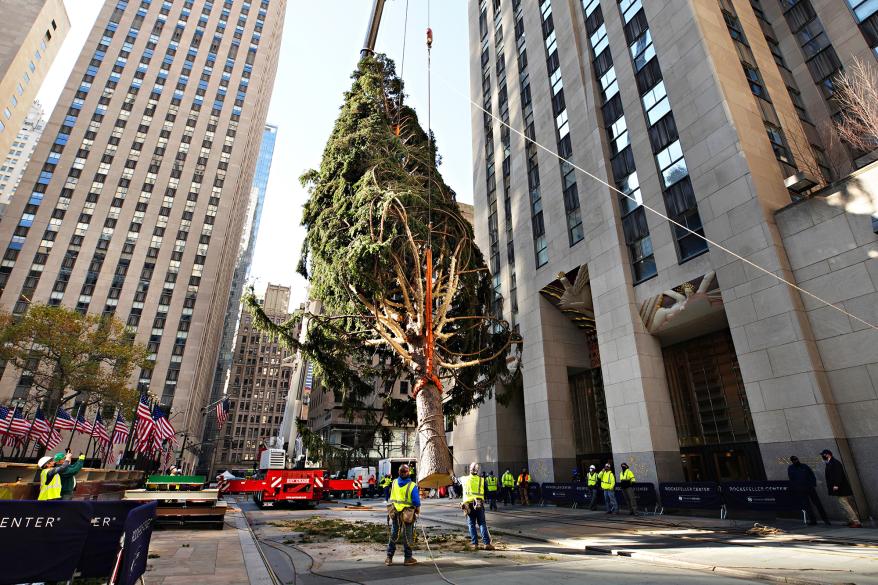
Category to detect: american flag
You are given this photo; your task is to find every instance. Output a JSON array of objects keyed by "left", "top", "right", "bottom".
[
  {"left": 92, "top": 412, "right": 110, "bottom": 445},
  {"left": 31, "top": 408, "right": 51, "bottom": 444},
  {"left": 44, "top": 426, "right": 62, "bottom": 450},
  {"left": 162, "top": 443, "right": 174, "bottom": 471},
  {"left": 54, "top": 407, "right": 76, "bottom": 431},
  {"left": 153, "top": 405, "right": 176, "bottom": 444},
  {"left": 6, "top": 407, "right": 30, "bottom": 437},
  {"left": 135, "top": 395, "right": 155, "bottom": 452},
  {"left": 216, "top": 397, "right": 230, "bottom": 426},
  {"left": 0, "top": 405, "right": 10, "bottom": 432},
  {"left": 111, "top": 412, "right": 129, "bottom": 445},
  {"left": 74, "top": 407, "right": 93, "bottom": 434}
]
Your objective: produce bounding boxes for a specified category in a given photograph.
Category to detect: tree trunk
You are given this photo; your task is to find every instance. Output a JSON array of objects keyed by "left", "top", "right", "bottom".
[{"left": 414, "top": 382, "right": 453, "bottom": 489}]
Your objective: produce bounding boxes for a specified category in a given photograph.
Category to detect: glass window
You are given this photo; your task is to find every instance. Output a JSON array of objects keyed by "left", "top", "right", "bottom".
[{"left": 656, "top": 140, "right": 688, "bottom": 187}]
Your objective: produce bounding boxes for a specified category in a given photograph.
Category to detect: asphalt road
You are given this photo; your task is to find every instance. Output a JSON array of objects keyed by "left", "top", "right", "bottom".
[{"left": 239, "top": 498, "right": 764, "bottom": 585}]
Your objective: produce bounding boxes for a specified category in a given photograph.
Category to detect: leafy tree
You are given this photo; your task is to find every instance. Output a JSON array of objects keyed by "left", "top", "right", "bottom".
[
  {"left": 0, "top": 304, "right": 148, "bottom": 417},
  {"left": 244, "top": 55, "right": 518, "bottom": 488}
]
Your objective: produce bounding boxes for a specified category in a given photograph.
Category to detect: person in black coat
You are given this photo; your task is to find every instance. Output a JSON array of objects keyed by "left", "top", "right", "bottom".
[
  {"left": 821, "top": 449, "right": 862, "bottom": 528},
  {"left": 787, "top": 456, "right": 829, "bottom": 525}
]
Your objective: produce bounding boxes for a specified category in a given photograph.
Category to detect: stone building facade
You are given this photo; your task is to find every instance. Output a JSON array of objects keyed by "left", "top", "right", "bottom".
[
  {"left": 0, "top": 0, "right": 286, "bottom": 469},
  {"left": 461, "top": 0, "right": 877, "bottom": 517},
  {"left": 0, "top": 102, "right": 47, "bottom": 216},
  {"left": 0, "top": 0, "right": 69, "bottom": 160}
]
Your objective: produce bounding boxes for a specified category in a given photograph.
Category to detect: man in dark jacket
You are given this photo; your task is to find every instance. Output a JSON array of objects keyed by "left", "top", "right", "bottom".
[
  {"left": 787, "top": 456, "right": 829, "bottom": 525},
  {"left": 821, "top": 449, "right": 861, "bottom": 528}
]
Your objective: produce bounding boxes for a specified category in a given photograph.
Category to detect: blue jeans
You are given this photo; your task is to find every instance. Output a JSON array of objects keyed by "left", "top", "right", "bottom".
[
  {"left": 386, "top": 513, "right": 414, "bottom": 559},
  {"left": 466, "top": 504, "right": 491, "bottom": 545},
  {"left": 604, "top": 489, "right": 618, "bottom": 513}
]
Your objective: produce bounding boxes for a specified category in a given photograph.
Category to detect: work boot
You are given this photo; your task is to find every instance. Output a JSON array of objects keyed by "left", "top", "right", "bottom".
[
  {"left": 404, "top": 557, "right": 418, "bottom": 566},
  {"left": 384, "top": 557, "right": 393, "bottom": 566},
  {"left": 848, "top": 522, "right": 863, "bottom": 528},
  {"left": 484, "top": 543, "right": 495, "bottom": 551}
]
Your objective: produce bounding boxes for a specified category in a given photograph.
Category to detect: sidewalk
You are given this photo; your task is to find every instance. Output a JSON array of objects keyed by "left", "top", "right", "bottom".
[
  {"left": 413, "top": 499, "right": 878, "bottom": 585},
  {"left": 143, "top": 505, "right": 272, "bottom": 585}
]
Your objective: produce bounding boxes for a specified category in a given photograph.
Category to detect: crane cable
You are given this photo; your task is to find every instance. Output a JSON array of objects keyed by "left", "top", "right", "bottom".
[{"left": 394, "top": 0, "right": 409, "bottom": 137}]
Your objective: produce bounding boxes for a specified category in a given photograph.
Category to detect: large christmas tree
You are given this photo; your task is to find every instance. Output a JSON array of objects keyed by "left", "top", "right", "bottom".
[{"left": 246, "top": 55, "right": 517, "bottom": 488}]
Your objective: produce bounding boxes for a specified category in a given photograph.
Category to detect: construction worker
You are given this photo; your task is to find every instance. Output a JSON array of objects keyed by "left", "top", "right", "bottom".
[
  {"left": 599, "top": 463, "right": 618, "bottom": 514},
  {"left": 485, "top": 470, "right": 499, "bottom": 511},
  {"left": 461, "top": 462, "right": 494, "bottom": 550},
  {"left": 619, "top": 462, "right": 638, "bottom": 515},
  {"left": 385, "top": 464, "right": 419, "bottom": 566},
  {"left": 501, "top": 468, "right": 515, "bottom": 505},
  {"left": 59, "top": 451, "right": 86, "bottom": 500},
  {"left": 517, "top": 467, "right": 531, "bottom": 506},
  {"left": 586, "top": 464, "right": 599, "bottom": 511},
  {"left": 36, "top": 452, "right": 70, "bottom": 501},
  {"left": 380, "top": 473, "right": 393, "bottom": 501},
  {"left": 367, "top": 474, "right": 376, "bottom": 498}
]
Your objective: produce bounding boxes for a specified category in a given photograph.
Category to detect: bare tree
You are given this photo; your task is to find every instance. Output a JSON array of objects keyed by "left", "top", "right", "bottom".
[{"left": 834, "top": 58, "right": 878, "bottom": 152}]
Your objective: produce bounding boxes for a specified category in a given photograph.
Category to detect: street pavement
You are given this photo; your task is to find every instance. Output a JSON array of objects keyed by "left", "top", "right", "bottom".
[{"left": 142, "top": 496, "right": 877, "bottom": 585}]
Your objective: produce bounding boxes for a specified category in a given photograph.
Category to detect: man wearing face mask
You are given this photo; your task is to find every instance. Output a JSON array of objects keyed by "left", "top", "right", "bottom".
[{"left": 820, "top": 449, "right": 862, "bottom": 528}]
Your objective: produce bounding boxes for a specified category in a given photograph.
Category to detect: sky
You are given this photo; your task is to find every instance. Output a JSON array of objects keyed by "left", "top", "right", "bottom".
[{"left": 37, "top": 0, "right": 474, "bottom": 311}]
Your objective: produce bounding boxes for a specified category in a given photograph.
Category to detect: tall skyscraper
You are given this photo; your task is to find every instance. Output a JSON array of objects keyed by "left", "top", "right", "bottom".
[
  {"left": 0, "top": 102, "right": 47, "bottom": 216},
  {"left": 463, "top": 0, "right": 877, "bottom": 515},
  {"left": 200, "top": 123, "right": 276, "bottom": 472},
  {"left": 0, "top": 0, "right": 69, "bottom": 159},
  {"left": 0, "top": 0, "right": 287, "bottom": 469},
  {"left": 211, "top": 282, "right": 292, "bottom": 474}
]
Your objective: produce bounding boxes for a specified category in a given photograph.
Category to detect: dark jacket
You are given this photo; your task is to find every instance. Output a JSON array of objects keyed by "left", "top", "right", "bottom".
[
  {"left": 787, "top": 462, "right": 817, "bottom": 491},
  {"left": 59, "top": 455, "right": 85, "bottom": 496},
  {"left": 824, "top": 457, "right": 853, "bottom": 497}
]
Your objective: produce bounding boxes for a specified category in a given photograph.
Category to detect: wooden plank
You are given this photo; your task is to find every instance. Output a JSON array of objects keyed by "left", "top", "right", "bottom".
[{"left": 123, "top": 489, "right": 219, "bottom": 502}]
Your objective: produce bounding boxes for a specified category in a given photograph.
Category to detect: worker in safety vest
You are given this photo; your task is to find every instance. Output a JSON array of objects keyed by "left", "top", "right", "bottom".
[
  {"left": 367, "top": 474, "right": 376, "bottom": 497},
  {"left": 598, "top": 463, "right": 618, "bottom": 514},
  {"left": 485, "top": 470, "right": 499, "bottom": 511},
  {"left": 586, "top": 465, "right": 600, "bottom": 510},
  {"left": 501, "top": 468, "right": 515, "bottom": 506},
  {"left": 36, "top": 452, "right": 70, "bottom": 501},
  {"left": 619, "top": 462, "right": 638, "bottom": 515},
  {"left": 380, "top": 474, "right": 393, "bottom": 500},
  {"left": 461, "top": 462, "right": 494, "bottom": 550},
  {"left": 517, "top": 467, "right": 531, "bottom": 506},
  {"left": 385, "top": 464, "right": 419, "bottom": 566}
]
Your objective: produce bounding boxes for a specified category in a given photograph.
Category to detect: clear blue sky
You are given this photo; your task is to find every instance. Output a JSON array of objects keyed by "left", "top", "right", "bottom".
[{"left": 38, "top": 0, "right": 474, "bottom": 310}]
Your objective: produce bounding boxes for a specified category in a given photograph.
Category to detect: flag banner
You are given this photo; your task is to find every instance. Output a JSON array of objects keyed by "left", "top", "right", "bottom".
[
  {"left": 32, "top": 408, "right": 51, "bottom": 445},
  {"left": 92, "top": 412, "right": 110, "bottom": 445},
  {"left": 153, "top": 405, "right": 175, "bottom": 443},
  {"left": 54, "top": 407, "right": 76, "bottom": 431},
  {"left": 216, "top": 397, "right": 230, "bottom": 426},
  {"left": 6, "top": 407, "right": 30, "bottom": 437},
  {"left": 74, "top": 407, "right": 93, "bottom": 435},
  {"left": 112, "top": 413, "right": 129, "bottom": 445}
]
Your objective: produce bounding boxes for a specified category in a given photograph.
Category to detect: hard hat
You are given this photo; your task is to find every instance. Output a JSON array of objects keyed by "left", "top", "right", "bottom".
[
  {"left": 38, "top": 456, "right": 52, "bottom": 468},
  {"left": 589, "top": 465, "right": 595, "bottom": 470},
  {"left": 53, "top": 452, "right": 65, "bottom": 462}
]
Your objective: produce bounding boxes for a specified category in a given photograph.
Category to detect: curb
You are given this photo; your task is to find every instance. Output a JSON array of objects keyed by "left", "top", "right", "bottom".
[{"left": 418, "top": 512, "right": 839, "bottom": 585}]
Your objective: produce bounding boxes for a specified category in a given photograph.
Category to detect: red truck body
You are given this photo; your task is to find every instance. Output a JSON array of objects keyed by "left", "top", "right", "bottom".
[{"left": 221, "top": 469, "right": 327, "bottom": 507}]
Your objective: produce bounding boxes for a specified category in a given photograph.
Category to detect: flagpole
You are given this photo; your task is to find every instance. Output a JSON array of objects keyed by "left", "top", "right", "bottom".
[
  {"left": 123, "top": 402, "right": 138, "bottom": 470},
  {"left": 83, "top": 408, "right": 97, "bottom": 464},
  {"left": 17, "top": 409, "right": 35, "bottom": 461},
  {"left": 103, "top": 409, "right": 118, "bottom": 468},
  {"left": 66, "top": 403, "right": 82, "bottom": 451},
  {"left": 1, "top": 401, "right": 21, "bottom": 459}
]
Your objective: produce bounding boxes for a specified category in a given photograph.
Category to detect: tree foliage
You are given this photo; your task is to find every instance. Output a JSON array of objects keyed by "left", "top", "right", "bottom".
[
  {"left": 0, "top": 305, "right": 148, "bottom": 415},
  {"left": 245, "top": 55, "right": 519, "bottom": 486}
]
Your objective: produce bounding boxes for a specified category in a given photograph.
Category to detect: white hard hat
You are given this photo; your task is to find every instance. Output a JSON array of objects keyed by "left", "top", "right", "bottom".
[
  {"left": 470, "top": 462, "right": 480, "bottom": 474},
  {"left": 38, "top": 456, "right": 52, "bottom": 468},
  {"left": 589, "top": 465, "right": 595, "bottom": 470}
]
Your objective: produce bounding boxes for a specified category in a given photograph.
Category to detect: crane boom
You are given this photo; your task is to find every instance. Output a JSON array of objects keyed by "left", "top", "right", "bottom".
[{"left": 361, "top": 0, "right": 386, "bottom": 56}]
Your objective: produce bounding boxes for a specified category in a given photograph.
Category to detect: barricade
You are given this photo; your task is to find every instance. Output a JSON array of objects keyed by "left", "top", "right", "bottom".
[
  {"left": 658, "top": 481, "right": 724, "bottom": 516},
  {"left": 615, "top": 482, "right": 659, "bottom": 514},
  {"left": 540, "top": 482, "right": 576, "bottom": 506},
  {"left": 0, "top": 499, "right": 156, "bottom": 584},
  {"left": 572, "top": 483, "right": 601, "bottom": 508},
  {"left": 721, "top": 481, "right": 806, "bottom": 523}
]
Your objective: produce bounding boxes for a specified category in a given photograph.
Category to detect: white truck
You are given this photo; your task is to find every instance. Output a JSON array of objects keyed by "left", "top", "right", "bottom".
[{"left": 378, "top": 457, "right": 418, "bottom": 480}]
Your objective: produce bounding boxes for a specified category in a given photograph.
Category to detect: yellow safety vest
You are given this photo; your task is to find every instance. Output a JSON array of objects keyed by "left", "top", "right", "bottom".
[
  {"left": 501, "top": 472, "right": 514, "bottom": 488},
  {"left": 517, "top": 473, "right": 530, "bottom": 484},
  {"left": 389, "top": 478, "right": 414, "bottom": 512},
  {"left": 599, "top": 470, "right": 615, "bottom": 490},
  {"left": 620, "top": 469, "right": 635, "bottom": 484},
  {"left": 39, "top": 468, "right": 62, "bottom": 501},
  {"left": 485, "top": 476, "right": 498, "bottom": 492},
  {"left": 462, "top": 475, "right": 485, "bottom": 504},
  {"left": 381, "top": 476, "right": 393, "bottom": 488},
  {"left": 587, "top": 472, "right": 598, "bottom": 487}
]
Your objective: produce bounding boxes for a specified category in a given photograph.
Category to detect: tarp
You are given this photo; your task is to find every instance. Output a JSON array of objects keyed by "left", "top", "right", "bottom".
[
  {"left": 78, "top": 500, "right": 142, "bottom": 577},
  {"left": 659, "top": 482, "right": 723, "bottom": 509},
  {"left": 117, "top": 501, "right": 157, "bottom": 585},
  {"left": 0, "top": 500, "right": 92, "bottom": 584},
  {"left": 721, "top": 481, "right": 802, "bottom": 511}
]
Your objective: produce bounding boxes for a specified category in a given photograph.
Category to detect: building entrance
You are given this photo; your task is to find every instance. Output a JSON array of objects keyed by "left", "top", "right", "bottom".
[
  {"left": 663, "top": 329, "right": 765, "bottom": 481},
  {"left": 569, "top": 368, "right": 612, "bottom": 469}
]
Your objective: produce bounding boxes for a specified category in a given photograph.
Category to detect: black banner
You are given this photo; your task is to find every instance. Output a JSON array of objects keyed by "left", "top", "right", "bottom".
[
  {"left": 527, "top": 483, "right": 541, "bottom": 501},
  {"left": 659, "top": 482, "right": 723, "bottom": 509},
  {"left": 721, "top": 481, "right": 801, "bottom": 511},
  {"left": 616, "top": 483, "right": 658, "bottom": 508},
  {"left": 572, "top": 484, "right": 602, "bottom": 505},
  {"left": 0, "top": 500, "right": 92, "bottom": 584},
  {"left": 79, "top": 501, "right": 142, "bottom": 578},
  {"left": 540, "top": 483, "right": 575, "bottom": 503},
  {"left": 118, "top": 501, "right": 157, "bottom": 585}
]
